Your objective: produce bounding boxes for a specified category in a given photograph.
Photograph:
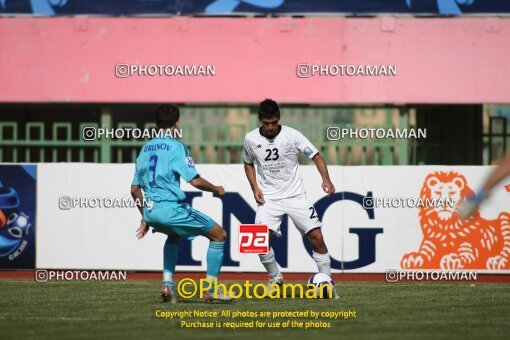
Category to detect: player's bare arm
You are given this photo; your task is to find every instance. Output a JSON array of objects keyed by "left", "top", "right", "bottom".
[
  {"left": 312, "top": 153, "right": 335, "bottom": 196},
  {"left": 483, "top": 153, "right": 510, "bottom": 193},
  {"left": 130, "top": 185, "right": 149, "bottom": 239},
  {"left": 244, "top": 162, "right": 265, "bottom": 204},
  {"left": 190, "top": 176, "right": 225, "bottom": 196},
  {"left": 130, "top": 185, "right": 144, "bottom": 215},
  {"left": 457, "top": 153, "right": 510, "bottom": 219}
]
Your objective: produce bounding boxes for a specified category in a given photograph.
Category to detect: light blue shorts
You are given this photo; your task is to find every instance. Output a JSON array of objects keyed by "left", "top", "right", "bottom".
[{"left": 143, "top": 201, "right": 215, "bottom": 239}]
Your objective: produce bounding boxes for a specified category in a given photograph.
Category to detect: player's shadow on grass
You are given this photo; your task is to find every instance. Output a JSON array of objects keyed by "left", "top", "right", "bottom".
[{"left": 175, "top": 299, "right": 234, "bottom": 304}]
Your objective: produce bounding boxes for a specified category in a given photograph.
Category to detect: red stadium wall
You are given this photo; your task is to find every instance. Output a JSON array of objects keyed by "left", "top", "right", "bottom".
[{"left": 0, "top": 17, "right": 509, "bottom": 104}]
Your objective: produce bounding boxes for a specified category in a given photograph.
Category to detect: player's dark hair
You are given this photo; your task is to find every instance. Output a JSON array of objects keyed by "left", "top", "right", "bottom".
[
  {"left": 154, "top": 104, "right": 180, "bottom": 129},
  {"left": 258, "top": 99, "right": 280, "bottom": 120}
]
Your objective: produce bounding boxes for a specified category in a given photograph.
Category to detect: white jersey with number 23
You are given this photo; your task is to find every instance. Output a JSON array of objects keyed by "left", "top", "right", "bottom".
[{"left": 243, "top": 125, "right": 319, "bottom": 200}]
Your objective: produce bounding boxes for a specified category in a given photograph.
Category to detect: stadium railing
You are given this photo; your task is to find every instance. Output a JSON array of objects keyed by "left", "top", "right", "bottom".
[{"left": 0, "top": 106, "right": 414, "bottom": 165}]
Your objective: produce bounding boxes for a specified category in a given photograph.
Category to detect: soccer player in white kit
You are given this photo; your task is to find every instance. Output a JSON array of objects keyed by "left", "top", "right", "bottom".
[{"left": 243, "top": 99, "right": 338, "bottom": 297}]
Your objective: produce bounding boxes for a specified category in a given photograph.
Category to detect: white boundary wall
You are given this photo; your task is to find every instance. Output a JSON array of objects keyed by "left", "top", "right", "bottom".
[{"left": 36, "top": 164, "right": 510, "bottom": 273}]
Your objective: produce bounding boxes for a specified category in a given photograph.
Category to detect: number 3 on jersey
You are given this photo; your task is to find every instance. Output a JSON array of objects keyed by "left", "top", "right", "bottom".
[
  {"left": 264, "top": 148, "right": 279, "bottom": 161},
  {"left": 149, "top": 155, "right": 158, "bottom": 187}
]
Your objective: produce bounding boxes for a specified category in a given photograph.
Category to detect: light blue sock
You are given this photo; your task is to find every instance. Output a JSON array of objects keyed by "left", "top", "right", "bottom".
[
  {"left": 206, "top": 241, "right": 225, "bottom": 286},
  {"left": 163, "top": 237, "right": 180, "bottom": 288}
]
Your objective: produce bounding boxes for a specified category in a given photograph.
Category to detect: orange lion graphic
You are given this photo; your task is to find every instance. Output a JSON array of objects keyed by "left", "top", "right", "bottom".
[{"left": 401, "top": 171, "right": 510, "bottom": 270}]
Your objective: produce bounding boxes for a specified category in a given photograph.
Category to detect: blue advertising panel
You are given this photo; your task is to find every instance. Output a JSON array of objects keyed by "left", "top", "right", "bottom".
[
  {"left": 0, "top": 165, "right": 36, "bottom": 269},
  {"left": 0, "top": 0, "right": 509, "bottom": 16}
]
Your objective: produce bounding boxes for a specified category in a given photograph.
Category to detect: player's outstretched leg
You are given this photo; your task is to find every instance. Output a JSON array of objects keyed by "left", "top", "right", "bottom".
[
  {"left": 258, "top": 231, "right": 284, "bottom": 297},
  {"left": 161, "top": 235, "right": 179, "bottom": 303},
  {"left": 203, "top": 224, "right": 232, "bottom": 303},
  {"left": 307, "top": 228, "right": 339, "bottom": 299},
  {"left": 307, "top": 228, "right": 331, "bottom": 275}
]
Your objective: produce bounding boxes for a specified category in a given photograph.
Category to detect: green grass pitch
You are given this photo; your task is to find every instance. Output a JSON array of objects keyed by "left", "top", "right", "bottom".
[{"left": 0, "top": 279, "right": 509, "bottom": 340}]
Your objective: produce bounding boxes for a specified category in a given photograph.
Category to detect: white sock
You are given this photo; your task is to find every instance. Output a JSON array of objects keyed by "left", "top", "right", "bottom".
[
  {"left": 259, "top": 248, "right": 282, "bottom": 279},
  {"left": 163, "top": 270, "right": 173, "bottom": 284},
  {"left": 313, "top": 251, "right": 331, "bottom": 277}
]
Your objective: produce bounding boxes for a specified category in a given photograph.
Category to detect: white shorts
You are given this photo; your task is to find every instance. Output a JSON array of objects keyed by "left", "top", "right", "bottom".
[{"left": 255, "top": 193, "right": 322, "bottom": 237}]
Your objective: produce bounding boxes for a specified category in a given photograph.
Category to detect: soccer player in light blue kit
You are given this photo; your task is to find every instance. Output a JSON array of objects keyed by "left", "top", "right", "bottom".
[{"left": 131, "top": 104, "right": 231, "bottom": 303}]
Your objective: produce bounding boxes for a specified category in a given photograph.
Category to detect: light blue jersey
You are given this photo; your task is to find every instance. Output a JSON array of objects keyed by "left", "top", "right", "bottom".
[
  {"left": 132, "top": 136, "right": 215, "bottom": 239},
  {"left": 132, "top": 137, "right": 198, "bottom": 202}
]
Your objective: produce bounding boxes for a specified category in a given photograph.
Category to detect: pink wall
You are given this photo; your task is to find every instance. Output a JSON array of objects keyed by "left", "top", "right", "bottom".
[{"left": 0, "top": 17, "right": 509, "bottom": 104}]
